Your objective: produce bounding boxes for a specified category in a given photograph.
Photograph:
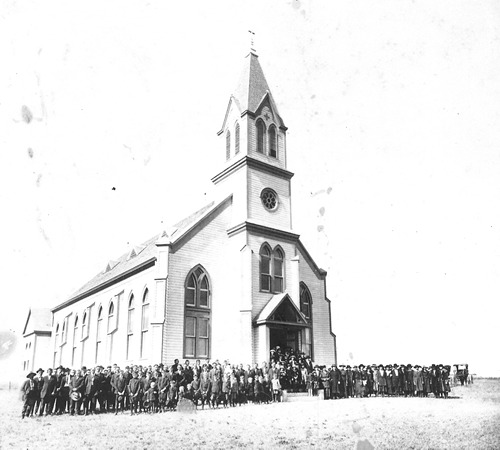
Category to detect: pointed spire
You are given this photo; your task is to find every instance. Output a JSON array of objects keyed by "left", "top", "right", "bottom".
[
  {"left": 248, "top": 30, "right": 257, "bottom": 55},
  {"left": 224, "top": 47, "right": 285, "bottom": 129}
]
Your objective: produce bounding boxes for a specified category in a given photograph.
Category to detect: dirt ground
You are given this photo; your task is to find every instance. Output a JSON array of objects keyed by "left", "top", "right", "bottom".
[{"left": 1, "top": 379, "right": 499, "bottom": 449}]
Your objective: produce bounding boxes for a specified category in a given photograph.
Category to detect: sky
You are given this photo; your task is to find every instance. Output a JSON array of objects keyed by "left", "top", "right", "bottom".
[{"left": 1, "top": 0, "right": 499, "bottom": 379}]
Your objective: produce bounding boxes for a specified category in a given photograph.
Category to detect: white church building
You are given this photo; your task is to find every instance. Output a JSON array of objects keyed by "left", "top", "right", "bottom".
[{"left": 24, "top": 48, "right": 337, "bottom": 369}]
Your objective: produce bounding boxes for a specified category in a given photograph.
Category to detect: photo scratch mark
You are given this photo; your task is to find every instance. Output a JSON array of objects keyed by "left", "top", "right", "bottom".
[
  {"left": 36, "top": 209, "right": 51, "bottom": 246},
  {"left": 21, "top": 105, "right": 33, "bottom": 124}
]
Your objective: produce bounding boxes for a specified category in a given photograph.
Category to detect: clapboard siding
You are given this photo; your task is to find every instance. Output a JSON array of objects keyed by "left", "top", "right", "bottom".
[
  {"left": 296, "top": 247, "right": 336, "bottom": 366},
  {"left": 164, "top": 198, "right": 244, "bottom": 364},
  {"left": 248, "top": 168, "right": 292, "bottom": 229},
  {"left": 51, "top": 265, "right": 156, "bottom": 369}
]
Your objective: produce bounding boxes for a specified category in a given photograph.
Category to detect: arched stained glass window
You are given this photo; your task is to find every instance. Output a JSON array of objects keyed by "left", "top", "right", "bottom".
[
  {"left": 259, "top": 244, "right": 272, "bottom": 292},
  {"left": 140, "top": 289, "right": 149, "bottom": 359},
  {"left": 273, "top": 247, "right": 284, "bottom": 293},
  {"left": 184, "top": 265, "right": 211, "bottom": 359},
  {"left": 300, "top": 282, "right": 312, "bottom": 322}
]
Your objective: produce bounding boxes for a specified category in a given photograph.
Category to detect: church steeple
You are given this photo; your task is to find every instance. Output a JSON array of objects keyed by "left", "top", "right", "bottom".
[
  {"left": 213, "top": 46, "right": 294, "bottom": 233},
  {"left": 217, "top": 48, "right": 288, "bottom": 170},
  {"left": 224, "top": 51, "right": 285, "bottom": 130}
]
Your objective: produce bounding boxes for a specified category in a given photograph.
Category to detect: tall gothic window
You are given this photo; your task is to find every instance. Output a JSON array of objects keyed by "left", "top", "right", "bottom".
[
  {"left": 226, "top": 131, "right": 231, "bottom": 160},
  {"left": 72, "top": 315, "right": 78, "bottom": 366},
  {"left": 235, "top": 122, "right": 240, "bottom": 154},
  {"left": 259, "top": 244, "right": 272, "bottom": 291},
  {"left": 273, "top": 247, "right": 284, "bottom": 292},
  {"left": 127, "top": 295, "right": 134, "bottom": 360},
  {"left": 268, "top": 125, "right": 277, "bottom": 158},
  {"left": 53, "top": 323, "right": 59, "bottom": 367},
  {"left": 256, "top": 119, "right": 265, "bottom": 153},
  {"left": 259, "top": 243, "right": 285, "bottom": 293},
  {"left": 184, "top": 265, "right": 211, "bottom": 359},
  {"left": 300, "top": 282, "right": 312, "bottom": 322},
  {"left": 140, "top": 289, "right": 149, "bottom": 359},
  {"left": 81, "top": 310, "right": 88, "bottom": 366},
  {"left": 96, "top": 306, "right": 103, "bottom": 364},
  {"left": 107, "top": 301, "right": 115, "bottom": 362},
  {"left": 81, "top": 311, "right": 87, "bottom": 340}
]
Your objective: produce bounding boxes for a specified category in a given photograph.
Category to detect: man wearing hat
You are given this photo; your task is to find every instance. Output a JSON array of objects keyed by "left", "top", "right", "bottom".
[
  {"left": 54, "top": 366, "right": 69, "bottom": 414},
  {"left": 338, "top": 365, "right": 347, "bottom": 398},
  {"left": 128, "top": 371, "right": 142, "bottom": 415},
  {"left": 21, "top": 372, "right": 37, "bottom": 419},
  {"left": 39, "top": 368, "right": 57, "bottom": 416},
  {"left": 346, "top": 366, "right": 353, "bottom": 398},
  {"left": 69, "top": 369, "right": 85, "bottom": 415},
  {"left": 391, "top": 364, "right": 400, "bottom": 396},
  {"left": 33, "top": 368, "right": 44, "bottom": 415},
  {"left": 404, "top": 364, "right": 414, "bottom": 397},
  {"left": 329, "top": 365, "right": 340, "bottom": 400}
]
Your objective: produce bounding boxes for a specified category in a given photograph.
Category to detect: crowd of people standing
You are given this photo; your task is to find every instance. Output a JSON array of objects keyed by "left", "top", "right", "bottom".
[{"left": 20, "top": 346, "right": 452, "bottom": 419}]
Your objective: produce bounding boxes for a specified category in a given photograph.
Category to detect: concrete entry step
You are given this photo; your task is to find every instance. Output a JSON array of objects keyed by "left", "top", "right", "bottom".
[{"left": 282, "top": 389, "right": 325, "bottom": 402}]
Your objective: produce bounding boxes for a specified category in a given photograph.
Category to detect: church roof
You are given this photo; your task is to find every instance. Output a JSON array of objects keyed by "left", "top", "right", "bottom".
[
  {"left": 220, "top": 51, "right": 285, "bottom": 133},
  {"left": 23, "top": 308, "right": 52, "bottom": 336},
  {"left": 54, "top": 199, "right": 223, "bottom": 311}
]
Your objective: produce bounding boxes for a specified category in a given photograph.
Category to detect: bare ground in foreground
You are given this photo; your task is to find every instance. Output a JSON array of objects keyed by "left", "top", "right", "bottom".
[{"left": 1, "top": 379, "right": 499, "bottom": 449}]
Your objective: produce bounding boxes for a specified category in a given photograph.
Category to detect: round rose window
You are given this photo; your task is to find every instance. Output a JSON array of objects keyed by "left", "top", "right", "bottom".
[{"left": 261, "top": 188, "right": 278, "bottom": 211}]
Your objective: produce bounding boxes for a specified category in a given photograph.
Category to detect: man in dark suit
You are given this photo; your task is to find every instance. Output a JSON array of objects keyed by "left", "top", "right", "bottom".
[
  {"left": 93, "top": 365, "right": 107, "bottom": 413},
  {"left": 329, "top": 364, "right": 340, "bottom": 399},
  {"left": 83, "top": 368, "right": 97, "bottom": 415},
  {"left": 21, "top": 372, "right": 37, "bottom": 419},
  {"left": 69, "top": 369, "right": 85, "bottom": 415},
  {"left": 54, "top": 366, "right": 70, "bottom": 414},
  {"left": 39, "top": 368, "right": 57, "bottom": 416},
  {"left": 128, "top": 371, "right": 142, "bottom": 415},
  {"left": 33, "top": 368, "right": 44, "bottom": 415},
  {"left": 391, "top": 364, "right": 400, "bottom": 396}
]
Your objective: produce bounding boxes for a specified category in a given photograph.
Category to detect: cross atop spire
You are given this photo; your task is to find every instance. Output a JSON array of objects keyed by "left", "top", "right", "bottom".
[{"left": 248, "top": 30, "right": 257, "bottom": 55}]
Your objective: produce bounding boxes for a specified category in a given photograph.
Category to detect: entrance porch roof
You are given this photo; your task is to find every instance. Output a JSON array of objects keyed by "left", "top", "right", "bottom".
[{"left": 254, "top": 293, "right": 308, "bottom": 326}]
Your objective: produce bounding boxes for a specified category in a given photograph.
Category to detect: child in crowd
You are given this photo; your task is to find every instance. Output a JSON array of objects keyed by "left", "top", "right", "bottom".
[{"left": 271, "top": 373, "right": 282, "bottom": 402}]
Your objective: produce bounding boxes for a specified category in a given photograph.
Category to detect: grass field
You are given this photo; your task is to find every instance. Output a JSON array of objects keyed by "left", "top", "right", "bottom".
[{"left": 1, "top": 380, "right": 499, "bottom": 449}]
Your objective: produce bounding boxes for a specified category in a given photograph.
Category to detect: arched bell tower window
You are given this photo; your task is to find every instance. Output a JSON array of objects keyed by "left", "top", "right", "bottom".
[
  {"left": 235, "top": 122, "right": 240, "bottom": 154},
  {"left": 268, "top": 125, "right": 277, "bottom": 158},
  {"left": 184, "top": 265, "right": 211, "bottom": 359},
  {"left": 226, "top": 131, "right": 231, "bottom": 160},
  {"left": 256, "top": 119, "right": 266, "bottom": 153}
]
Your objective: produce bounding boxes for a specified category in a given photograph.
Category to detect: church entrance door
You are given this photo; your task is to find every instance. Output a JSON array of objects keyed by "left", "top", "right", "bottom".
[{"left": 270, "top": 326, "right": 299, "bottom": 352}]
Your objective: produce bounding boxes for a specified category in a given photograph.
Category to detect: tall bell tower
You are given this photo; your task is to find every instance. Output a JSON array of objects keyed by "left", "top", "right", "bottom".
[{"left": 212, "top": 44, "right": 294, "bottom": 233}]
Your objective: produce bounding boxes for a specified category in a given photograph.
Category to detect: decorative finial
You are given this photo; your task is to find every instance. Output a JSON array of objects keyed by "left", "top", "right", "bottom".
[{"left": 248, "top": 30, "right": 256, "bottom": 54}]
